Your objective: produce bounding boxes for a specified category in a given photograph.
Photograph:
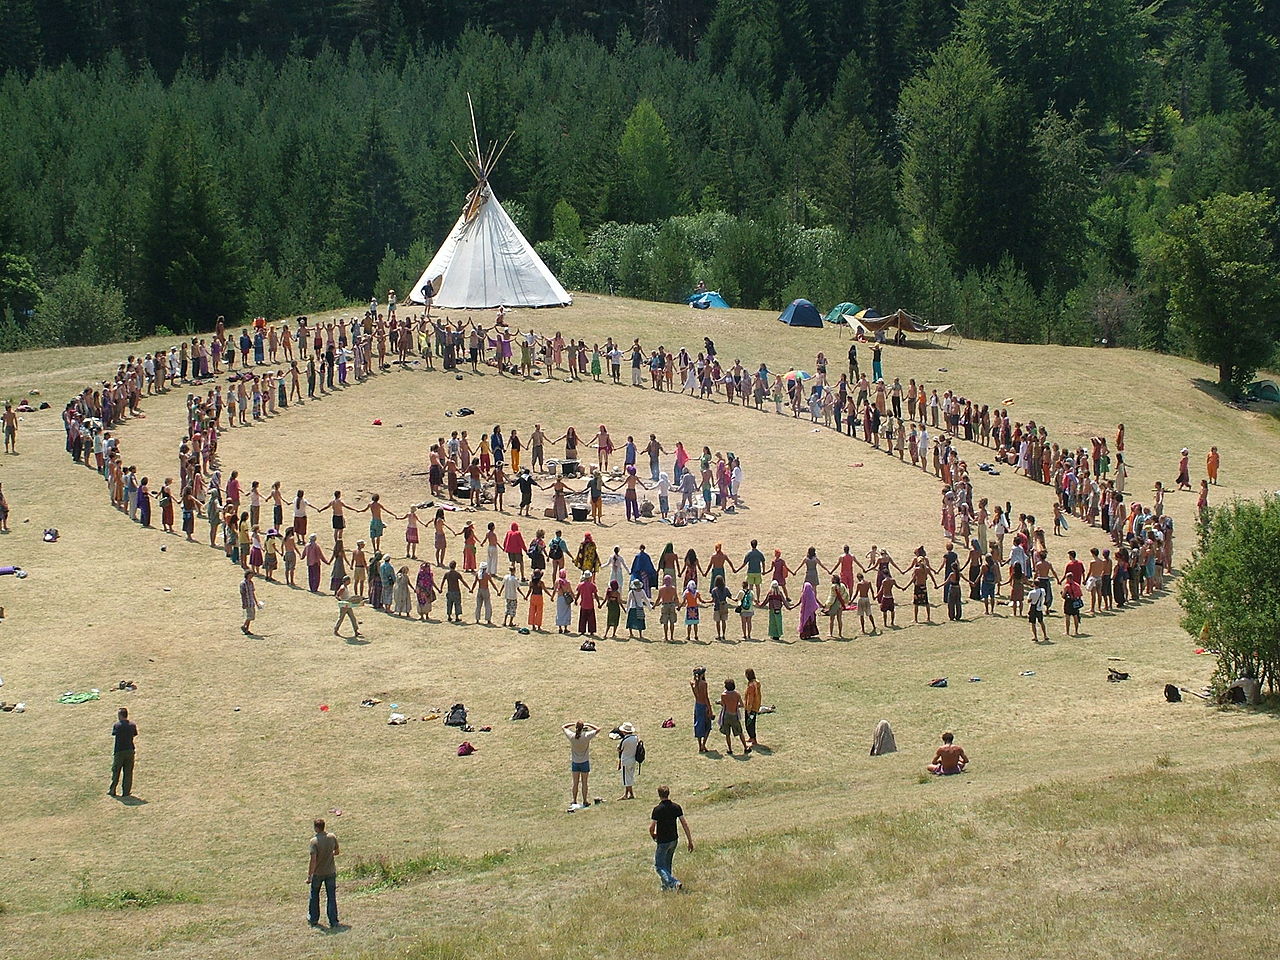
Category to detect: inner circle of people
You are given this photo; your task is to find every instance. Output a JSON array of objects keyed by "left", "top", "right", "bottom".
[{"left": 58, "top": 296, "right": 1196, "bottom": 647}]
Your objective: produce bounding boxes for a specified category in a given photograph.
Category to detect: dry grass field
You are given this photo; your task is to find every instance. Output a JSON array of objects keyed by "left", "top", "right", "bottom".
[{"left": 1, "top": 293, "right": 1278, "bottom": 960}]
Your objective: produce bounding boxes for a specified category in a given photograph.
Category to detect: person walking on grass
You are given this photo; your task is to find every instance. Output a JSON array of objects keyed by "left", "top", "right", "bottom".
[
  {"left": 334, "top": 576, "right": 363, "bottom": 638},
  {"left": 649, "top": 785, "right": 693, "bottom": 892},
  {"left": 563, "top": 720, "right": 600, "bottom": 810},
  {"left": 108, "top": 707, "right": 137, "bottom": 797},
  {"left": 240, "top": 569, "right": 261, "bottom": 635},
  {"left": 307, "top": 817, "right": 341, "bottom": 929}
]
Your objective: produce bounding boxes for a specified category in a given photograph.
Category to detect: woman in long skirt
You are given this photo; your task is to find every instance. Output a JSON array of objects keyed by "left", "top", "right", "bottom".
[
  {"left": 626, "top": 579, "right": 649, "bottom": 639},
  {"left": 393, "top": 566, "right": 412, "bottom": 617},
  {"left": 555, "top": 571, "right": 575, "bottom": 634},
  {"left": 797, "top": 582, "right": 820, "bottom": 640},
  {"left": 415, "top": 563, "right": 436, "bottom": 621}
]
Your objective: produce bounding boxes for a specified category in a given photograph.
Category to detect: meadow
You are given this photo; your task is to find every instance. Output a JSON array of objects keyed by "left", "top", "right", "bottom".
[{"left": 0, "top": 294, "right": 1277, "bottom": 960}]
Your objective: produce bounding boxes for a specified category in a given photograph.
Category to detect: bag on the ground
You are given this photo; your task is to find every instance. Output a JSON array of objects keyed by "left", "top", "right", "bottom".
[
  {"left": 444, "top": 703, "right": 468, "bottom": 726},
  {"left": 1164, "top": 683, "right": 1182, "bottom": 703},
  {"left": 511, "top": 700, "right": 530, "bottom": 720},
  {"left": 457, "top": 741, "right": 475, "bottom": 756}
]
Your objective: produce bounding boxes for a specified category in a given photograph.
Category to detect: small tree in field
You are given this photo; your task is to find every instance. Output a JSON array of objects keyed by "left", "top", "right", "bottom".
[{"left": 1179, "top": 495, "right": 1280, "bottom": 694}]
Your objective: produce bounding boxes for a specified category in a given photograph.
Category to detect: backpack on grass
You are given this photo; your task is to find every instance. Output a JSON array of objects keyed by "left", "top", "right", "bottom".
[
  {"left": 511, "top": 701, "right": 530, "bottom": 721},
  {"left": 1164, "top": 684, "right": 1182, "bottom": 703},
  {"left": 444, "top": 703, "right": 468, "bottom": 727}
]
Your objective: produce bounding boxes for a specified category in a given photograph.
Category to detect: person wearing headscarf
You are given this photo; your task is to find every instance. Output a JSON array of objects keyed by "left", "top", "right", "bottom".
[
  {"left": 393, "top": 565, "right": 412, "bottom": 617},
  {"left": 630, "top": 545, "right": 657, "bottom": 595},
  {"left": 502, "top": 522, "right": 527, "bottom": 579},
  {"left": 683, "top": 580, "right": 704, "bottom": 642},
  {"left": 576, "top": 572, "right": 599, "bottom": 635},
  {"left": 797, "top": 581, "right": 820, "bottom": 640},
  {"left": 625, "top": 578, "right": 650, "bottom": 639},
  {"left": 575, "top": 532, "right": 600, "bottom": 574},
  {"left": 554, "top": 569, "right": 575, "bottom": 633},
  {"left": 764, "top": 580, "right": 789, "bottom": 641}
]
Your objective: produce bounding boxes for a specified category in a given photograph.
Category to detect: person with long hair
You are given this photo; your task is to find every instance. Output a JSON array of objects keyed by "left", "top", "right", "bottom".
[{"left": 562, "top": 720, "right": 600, "bottom": 810}]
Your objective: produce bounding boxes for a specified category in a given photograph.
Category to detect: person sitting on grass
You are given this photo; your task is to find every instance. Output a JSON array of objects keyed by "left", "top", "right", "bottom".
[{"left": 927, "top": 731, "right": 969, "bottom": 776}]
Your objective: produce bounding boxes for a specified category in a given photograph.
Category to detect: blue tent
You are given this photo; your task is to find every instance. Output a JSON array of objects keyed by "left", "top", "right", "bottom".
[
  {"left": 777, "top": 298, "right": 823, "bottom": 328},
  {"left": 688, "top": 291, "right": 730, "bottom": 309}
]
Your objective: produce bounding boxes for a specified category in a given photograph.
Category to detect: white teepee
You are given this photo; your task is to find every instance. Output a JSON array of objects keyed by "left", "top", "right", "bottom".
[{"left": 412, "top": 100, "right": 571, "bottom": 310}]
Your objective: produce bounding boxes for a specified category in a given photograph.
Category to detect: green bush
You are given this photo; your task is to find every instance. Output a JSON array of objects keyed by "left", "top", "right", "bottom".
[
  {"left": 1180, "top": 495, "right": 1280, "bottom": 693},
  {"left": 30, "top": 265, "right": 134, "bottom": 347}
]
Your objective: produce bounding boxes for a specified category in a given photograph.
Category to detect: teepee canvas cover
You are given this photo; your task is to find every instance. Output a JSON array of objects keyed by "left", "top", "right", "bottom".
[
  {"left": 412, "top": 97, "right": 570, "bottom": 310},
  {"left": 413, "top": 185, "right": 570, "bottom": 309}
]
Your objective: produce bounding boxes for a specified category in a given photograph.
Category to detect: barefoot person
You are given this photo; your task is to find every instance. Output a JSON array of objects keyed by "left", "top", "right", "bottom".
[
  {"left": 563, "top": 720, "right": 600, "bottom": 810},
  {"left": 718, "top": 677, "right": 750, "bottom": 755},
  {"left": 927, "top": 730, "right": 969, "bottom": 775},
  {"left": 690, "top": 666, "right": 712, "bottom": 752}
]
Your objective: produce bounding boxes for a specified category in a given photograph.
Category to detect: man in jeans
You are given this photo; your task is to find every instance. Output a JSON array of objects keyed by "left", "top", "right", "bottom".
[
  {"left": 648, "top": 785, "right": 693, "bottom": 891},
  {"left": 109, "top": 707, "right": 137, "bottom": 797},
  {"left": 307, "top": 818, "right": 341, "bottom": 928}
]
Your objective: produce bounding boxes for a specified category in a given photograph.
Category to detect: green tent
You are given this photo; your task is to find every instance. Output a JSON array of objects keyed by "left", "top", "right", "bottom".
[
  {"left": 824, "top": 302, "right": 860, "bottom": 324},
  {"left": 1247, "top": 379, "right": 1280, "bottom": 402}
]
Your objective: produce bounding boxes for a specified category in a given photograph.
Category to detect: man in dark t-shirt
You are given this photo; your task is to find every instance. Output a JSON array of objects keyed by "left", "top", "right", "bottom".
[
  {"left": 649, "top": 785, "right": 693, "bottom": 891},
  {"left": 109, "top": 707, "right": 138, "bottom": 797},
  {"left": 513, "top": 468, "right": 536, "bottom": 516}
]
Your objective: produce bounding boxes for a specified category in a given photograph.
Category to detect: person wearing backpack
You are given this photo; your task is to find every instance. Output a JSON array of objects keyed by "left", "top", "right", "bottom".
[
  {"left": 617, "top": 722, "right": 642, "bottom": 800},
  {"left": 547, "top": 530, "right": 568, "bottom": 580}
]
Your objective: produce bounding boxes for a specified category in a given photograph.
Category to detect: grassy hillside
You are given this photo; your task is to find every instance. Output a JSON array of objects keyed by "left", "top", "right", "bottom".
[{"left": 0, "top": 296, "right": 1276, "bottom": 960}]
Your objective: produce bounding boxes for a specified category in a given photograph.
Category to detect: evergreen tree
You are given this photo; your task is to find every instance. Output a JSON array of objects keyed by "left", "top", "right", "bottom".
[
  {"left": 612, "top": 99, "right": 678, "bottom": 223},
  {"left": 332, "top": 112, "right": 409, "bottom": 297},
  {"left": 136, "top": 123, "right": 248, "bottom": 332}
]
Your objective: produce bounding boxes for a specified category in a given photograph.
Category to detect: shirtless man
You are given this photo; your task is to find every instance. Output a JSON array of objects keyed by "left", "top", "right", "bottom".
[
  {"left": 910, "top": 551, "right": 939, "bottom": 623},
  {"left": 1033, "top": 551, "right": 1059, "bottom": 613},
  {"left": 656, "top": 576, "right": 679, "bottom": 643},
  {"left": 317, "top": 490, "right": 354, "bottom": 544},
  {"left": 361, "top": 494, "right": 399, "bottom": 553},
  {"left": 690, "top": 668, "right": 712, "bottom": 752},
  {"left": 3, "top": 403, "right": 17, "bottom": 454},
  {"left": 614, "top": 468, "right": 649, "bottom": 523},
  {"left": 852, "top": 573, "right": 877, "bottom": 633},
  {"left": 927, "top": 731, "right": 969, "bottom": 775}
]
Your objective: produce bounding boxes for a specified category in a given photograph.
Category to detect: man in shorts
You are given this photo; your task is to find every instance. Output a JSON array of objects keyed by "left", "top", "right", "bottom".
[
  {"left": 927, "top": 731, "right": 969, "bottom": 775},
  {"left": 1027, "top": 582, "right": 1048, "bottom": 642},
  {"left": 718, "top": 678, "right": 750, "bottom": 755},
  {"left": 3, "top": 402, "right": 17, "bottom": 454},
  {"left": 742, "top": 540, "right": 766, "bottom": 590},
  {"left": 501, "top": 564, "right": 520, "bottom": 626}
]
